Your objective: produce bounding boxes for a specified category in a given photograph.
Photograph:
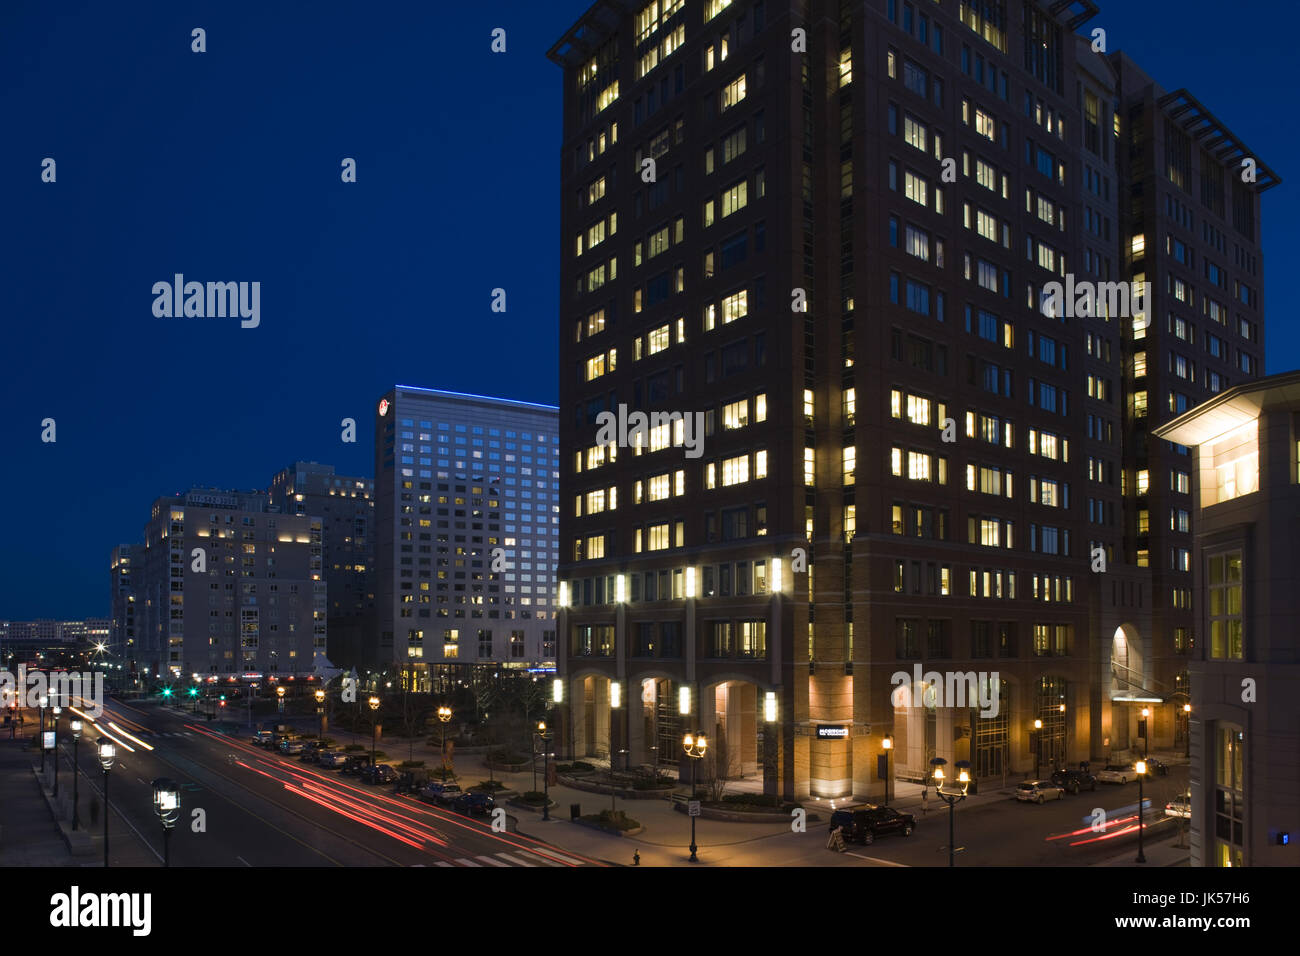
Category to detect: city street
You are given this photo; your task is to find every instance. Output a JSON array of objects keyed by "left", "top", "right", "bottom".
[{"left": 54, "top": 697, "right": 604, "bottom": 868}]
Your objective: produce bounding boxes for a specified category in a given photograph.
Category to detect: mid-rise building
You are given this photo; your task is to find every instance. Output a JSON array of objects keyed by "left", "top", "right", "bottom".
[
  {"left": 130, "top": 488, "right": 325, "bottom": 683},
  {"left": 550, "top": 0, "right": 1277, "bottom": 799},
  {"left": 269, "top": 462, "right": 375, "bottom": 670},
  {"left": 110, "top": 544, "right": 140, "bottom": 662},
  {"left": 373, "top": 386, "right": 560, "bottom": 688},
  {"left": 1154, "top": 369, "right": 1300, "bottom": 867}
]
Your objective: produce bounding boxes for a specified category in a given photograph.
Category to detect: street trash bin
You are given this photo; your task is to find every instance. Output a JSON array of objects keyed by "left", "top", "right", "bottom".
[{"left": 570, "top": 803, "right": 581, "bottom": 821}]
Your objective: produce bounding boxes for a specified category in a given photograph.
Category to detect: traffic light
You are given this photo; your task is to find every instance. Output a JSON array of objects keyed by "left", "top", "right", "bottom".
[
  {"left": 162, "top": 687, "right": 173, "bottom": 698},
  {"left": 188, "top": 687, "right": 198, "bottom": 698}
]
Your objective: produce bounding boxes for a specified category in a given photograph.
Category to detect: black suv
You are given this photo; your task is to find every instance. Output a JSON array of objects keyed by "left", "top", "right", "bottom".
[
  {"left": 1050, "top": 768, "right": 1098, "bottom": 794},
  {"left": 829, "top": 805, "right": 916, "bottom": 845}
]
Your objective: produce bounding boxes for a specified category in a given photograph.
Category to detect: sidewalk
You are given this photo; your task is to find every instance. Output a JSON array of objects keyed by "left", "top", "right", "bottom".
[{"left": 0, "top": 740, "right": 78, "bottom": 866}]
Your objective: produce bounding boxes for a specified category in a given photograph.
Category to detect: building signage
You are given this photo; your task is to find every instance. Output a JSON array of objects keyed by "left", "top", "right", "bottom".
[
  {"left": 186, "top": 492, "right": 239, "bottom": 508},
  {"left": 378, "top": 399, "right": 390, "bottom": 417},
  {"left": 815, "top": 725, "right": 849, "bottom": 739}
]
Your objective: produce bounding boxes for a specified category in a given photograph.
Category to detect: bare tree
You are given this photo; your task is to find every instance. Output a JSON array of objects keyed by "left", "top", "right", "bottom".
[{"left": 702, "top": 742, "right": 743, "bottom": 802}]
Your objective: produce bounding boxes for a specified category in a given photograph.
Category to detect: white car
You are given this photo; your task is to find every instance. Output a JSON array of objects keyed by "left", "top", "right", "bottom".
[
  {"left": 1016, "top": 780, "right": 1066, "bottom": 804},
  {"left": 1164, "top": 795, "right": 1192, "bottom": 819},
  {"left": 1096, "top": 764, "right": 1137, "bottom": 784}
]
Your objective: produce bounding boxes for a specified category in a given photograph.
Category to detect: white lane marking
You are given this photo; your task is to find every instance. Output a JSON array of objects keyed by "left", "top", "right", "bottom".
[
  {"left": 517, "top": 850, "right": 566, "bottom": 867},
  {"left": 236, "top": 856, "right": 251, "bottom": 867},
  {"left": 844, "top": 852, "right": 909, "bottom": 867},
  {"left": 476, "top": 855, "right": 510, "bottom": 867},
  {"left": 455, "top": 857, "right": 483, "bottom": 867},
  {"left": 495, "top": 852, "right": 536, "bottom": 867},
  {"left": 523, "top": 847, "right": 582, "bottom": 866},
  {"left": 434, "top": 861, "right": 454, "bottom": 868}
]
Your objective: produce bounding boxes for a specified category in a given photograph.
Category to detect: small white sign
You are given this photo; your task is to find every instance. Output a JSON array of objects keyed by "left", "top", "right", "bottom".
[{"left": 687, "top": 800, "right": 701, "bottom": 817}]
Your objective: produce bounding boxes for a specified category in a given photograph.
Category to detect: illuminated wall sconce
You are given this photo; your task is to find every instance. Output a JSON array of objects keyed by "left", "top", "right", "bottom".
[
  {"left": 558, "top": 581, "right": 570, "bottom": 608},
  {"left": 685, "top": 567, "right": 697, "bottom": 598},
  {"left": 615, "top": 574, "right": 626, "bottom": 604},
  {"left": 771, "top": 557, "right": 784, "bottom": 594},
  {"left": 610, "top": 681, "right": 622, "bottom": 709},
  {"left": 764, "top": 690, "right": 777, "bottom": 723},
  {"left": 678, "top": 684, "right": 692, "bottom": 715},
  {"left": 552, "top": 679, "right": 564, "bottom": 704}
]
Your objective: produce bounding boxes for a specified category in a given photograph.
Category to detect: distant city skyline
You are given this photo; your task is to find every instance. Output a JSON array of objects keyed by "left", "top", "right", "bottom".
[{"left": 3, "top": 0, "right": 1299, "bottom": 619}]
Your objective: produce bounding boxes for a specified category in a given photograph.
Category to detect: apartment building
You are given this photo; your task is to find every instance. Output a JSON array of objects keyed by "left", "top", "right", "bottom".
[
  {"left": 372, "top": 387, "right": 560, "bottom": 689},
  {"left": 551, "top": 0, "right": 1275, "bottom": 799}
]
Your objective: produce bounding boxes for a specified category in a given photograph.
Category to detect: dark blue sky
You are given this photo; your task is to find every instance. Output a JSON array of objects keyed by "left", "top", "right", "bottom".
[{"left": 2, "top": 0, "right": 1296, "bottom": 619}]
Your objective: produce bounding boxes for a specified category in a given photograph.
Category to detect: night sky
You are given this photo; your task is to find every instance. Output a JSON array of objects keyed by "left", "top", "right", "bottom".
[{"left": 2, "top": 0, "right": 1296, "bottom": 619}]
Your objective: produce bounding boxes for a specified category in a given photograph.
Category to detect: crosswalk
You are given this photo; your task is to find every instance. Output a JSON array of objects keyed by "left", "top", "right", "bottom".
[
  {"left": 431, "top": 848, "right": 585, "bottom": 868},
  {"left": 152, "top": 731, "right": 196, "bottom": 738}
]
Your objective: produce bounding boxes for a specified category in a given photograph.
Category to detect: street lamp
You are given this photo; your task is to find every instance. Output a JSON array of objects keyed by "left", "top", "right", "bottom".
[
  {"left": 437, "top": 705, "right": 453, "bottom": 777},
  {"left": 882, "top": 735, "right": 894, "bottom": 805},
  {"left": 277, "top": 684, "right": 286, "bottom": 713},
  {"left": 1183, "top": 703, "right": 1191, "bottom": 759},
  {"left": 315, "top": 689, "right": 326, "bottom": 740},
  {"left": 39, "top": 694, "right": 49, "bottom": 772},
  {"left": 1059, "top": 703, "right": 1067, "bottom": 769},
  {"left": 51, "top": 705, "right": 62, "bottom": 798},
  {"left": 1140, "top": 706, "right": 1150, "bottom": 758},
  {"left": 70, "top": 718, "right": 83, "bottom": 830},
  {"left": 1136, "top": 759, "right": 1148, "bottom": 863},
  {"left": 536, "top": 721, "right": 553, "bottom": 820},
  {"left": 683, "top": 732, "right": 708, "bottom": 862},
  {"left": 368, "top": 695, "right": 380, "bottom": 769},
  {"left": 98, "top": 738, "right": 116, "bottom": 868},
  {"left": 151, "top": 778, "right": 180, "bottom": 867},
  {"left": 1032, "top": 718, "right": 1043, "bottom": 778},
  {"left": 930, "top": 757, "right": 972, "bottom": 867}
]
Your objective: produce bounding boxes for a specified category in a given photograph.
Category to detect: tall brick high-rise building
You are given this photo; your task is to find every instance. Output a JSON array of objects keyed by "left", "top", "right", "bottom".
[{"left": 550, "top": 0, "right": 1275, "bottom": 799}]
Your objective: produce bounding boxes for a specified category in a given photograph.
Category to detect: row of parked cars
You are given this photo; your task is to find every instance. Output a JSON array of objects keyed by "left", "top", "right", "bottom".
[
  {"left": 251, "top": 729, "right": 496, "bottom": 812},
  {"left": 1017, "top": 760, "right": 1173, "bottom": 804}
]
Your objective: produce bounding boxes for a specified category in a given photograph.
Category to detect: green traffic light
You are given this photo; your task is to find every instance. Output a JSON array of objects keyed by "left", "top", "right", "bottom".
[{"left": 162, "top": 687, "right": 172, "bottom": 697}]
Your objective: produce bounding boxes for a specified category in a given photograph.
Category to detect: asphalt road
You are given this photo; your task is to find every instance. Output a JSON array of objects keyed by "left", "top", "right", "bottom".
[{"left": 57, "top": 697, "right": 606, "bottom": 868}]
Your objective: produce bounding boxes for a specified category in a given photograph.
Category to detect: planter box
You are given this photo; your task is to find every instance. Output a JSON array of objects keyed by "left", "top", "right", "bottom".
[
  {"left": 506, "top": 798, "right": 556, "bottom": 814},
  {"left": 674, "top": 802, "right": 809, "bottom": 824},
  {"left": 572, "top": 817, "right": 644, "bottom": 838},
  {"left": 557, "top": 775, "right": 675, "bottom": 800}
]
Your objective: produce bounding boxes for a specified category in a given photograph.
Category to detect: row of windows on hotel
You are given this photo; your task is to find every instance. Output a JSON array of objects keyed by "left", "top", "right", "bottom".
[{"left": 404, "top": 627, "right": 549, "bottom": 660}]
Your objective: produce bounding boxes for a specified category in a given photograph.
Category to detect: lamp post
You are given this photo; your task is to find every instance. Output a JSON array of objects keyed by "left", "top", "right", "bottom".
[
  {"left": 315, "top": 689, "right": 326, "bottom": 740},
  {"left": 683, "top": 732, "right": 708, "bottom": 862},
  {"left": 1140, "top": 706, "right": 1150, "bottom": 759},
  {"left": 98, "top": 738, "right": 116, "bottom": 868},
  {"left": 51, "top": 705, "right": 61, "bottom": 798},
  {"left": 368, "top": 695, "right": 380, "bottom": 768},
  {"left": 70, "top": 718, "right": 83, "bottom": 830},
  {"left": 1183, "top": 703, "right": 1191, "bottom": 759},
  {"left": 882, "top": 735, "right": 893, "bottom": 806},
  {"left": 437, "top": 705, "right": 453, "bottom": 777},
  {"left": 152, "top": 778, "right": 180, "bottom": 867},
  {"left": 1136, "top": 758, "right": 1148, "bottom": 863},
  {"left": 1059, "top": 703, "right": 1067, "bottom": 770},
  {"left": 40, "top": 694, "right": 48, "bottom": 772},
  {"left": 930, "top": 757, "right": 972, "bottom": 867},
  {"left": 277, "top": 684, "right": 286, "bottom": 714},
  {"left": 1033, "top": 719, "right": 1042, "bottom": 778},
  {"left": 537, "top": 721, "right": 552, "bottom": 821}
]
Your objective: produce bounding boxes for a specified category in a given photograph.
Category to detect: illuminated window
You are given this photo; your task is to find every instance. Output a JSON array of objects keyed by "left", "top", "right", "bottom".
[
  {"left": 1207, "top": 552, "right": 1244, "bottom": 659},
  {"left": 843, "top": 447, "right": 856, "bottom": 485},
  {"left": 721, "top": 74, "right": 747, "bottom": 112}
]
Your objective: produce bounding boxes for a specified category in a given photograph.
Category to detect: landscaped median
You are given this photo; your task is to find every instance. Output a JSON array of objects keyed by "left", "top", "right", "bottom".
[
  {"left": 555, "top": 765, "right": 676, "bottom": 799},
  {"left": 671, "top": 793, "right": 809, "bottom": 823},
  {"left": 506, "top": 791, "right": 558, "bottom": 814},
  {"left": 573, "top": 809, "right": 643, "bottom": 837}
]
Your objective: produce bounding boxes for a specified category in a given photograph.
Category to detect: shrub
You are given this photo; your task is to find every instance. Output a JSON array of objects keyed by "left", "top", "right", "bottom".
[
  {"left": 344, "top": 744, "right": 365, "bottom": 752},
  {"left": 399, "top": 760, "right": 426, "bottom": 769},
  {"left": 632, "top": 776, "right": 673, "bottom": 790},
  {"left": 583, "top": 809, "right": 639, "bottom": 831},
  {"left": 519, "top": 791, "right": 548, "bottom": 805},
  {"left": 571, "top": 761, "right": 597, "bottom": 773},
  {"left": 475, "top": 780, "right": 506, "bottom": 792}
]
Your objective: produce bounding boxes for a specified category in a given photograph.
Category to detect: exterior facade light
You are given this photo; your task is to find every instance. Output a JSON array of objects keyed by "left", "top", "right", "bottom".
[
  {"left": 685, "top": 566, "right": 697, "bottom": 598},
  {"left": 771, "top": 557, "right": 783, "bottom": 593},
  {"left": 558, "top": 581, "right": 570, "bottom": 608},
  {"left": 615, "top": 574, "right": 626, "bottom": 604},
  {"left": 678, "top": 685, "right": 691, "bottom": 715},
  {"left": 552, "top": 678, "right": 564, "bottom": 704},
  {"left": 610, "top": 681, "right": 622, "bottom": 709},
  {"left": 764, "top": 691, "right": 777, "bottom": 723}
]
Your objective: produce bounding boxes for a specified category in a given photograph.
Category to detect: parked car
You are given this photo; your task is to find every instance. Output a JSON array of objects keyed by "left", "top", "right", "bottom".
[
  {"left": 1096, "top": 764, "right": 1137, "bottom": 784},
  {"left": 359, "top": 764, "right": 399, "bottom": 785},
  {"left": 340, "top": 755, "right": 372, "bottom": 776},
  {"left": 1144, "top": 758, "right": 1170, "bottom": 776},
  {"left": 1050, "top": 768, "right": 1098, "bottom": 794},
  {"left": 828, "top": 805, "right": 915, "bottom": 845},
  {"left": 252, "top": 730, "right": 274, "bottom": 747},
  {"left": 420, "top": 782, "right": 462, "bottom": 805},
  {"left": 318, "top": 750, "right": 349, "bottom": 769},
  {"left": 1164, "top": 794, "right": 1192, "bottom": 819},
  {"left": 299, "top": 742, "right": 326, "bottom": 763},
  {"left": 279, "top": 738, "right": 305, "bottom": 755},
  {"left": 453, "top": 791, "right": 496, "bottom": 816},
  {"left": 1017, "top": 780, "right": 1066, "bottom": 804}
]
